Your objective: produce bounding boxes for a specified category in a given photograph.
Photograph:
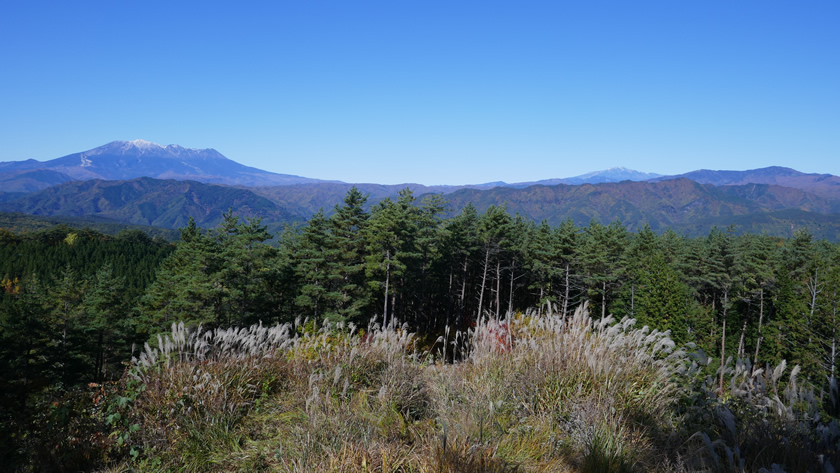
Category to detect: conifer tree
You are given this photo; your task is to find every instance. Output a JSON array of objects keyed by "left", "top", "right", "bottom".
[
  {"left": 526, "top": 220, "right": 560, "bottom": 312},
  {"left": 47, "top": 265, "right": 87, "bottom": 384},
  {"left": 82, "top": 264, "right": 129, "bottom": 381},
  {"left": 365, "top": 195, "right": 412, "bottom": 327},
  {"left": 414, "top": 193, "right": 447, "bottom": 329},
  {"left": 294, "top": 210, "right": 336, "bottom": 320},
  {"left": 579, "top": 220, "right": 627, "bottom": 321},
  {"left": 475, "top": 205, "right": 512, "bottom": 320},
  {"left": 138, "top": 217, "right": 224, "bottom": 329},
  {"left": 327, "top": 187, "right": 371, "bottom": 323},
  {"left": 554, "top": 218, "right": 580, "bottom": 318},
  {"left": 215, "top": 211, "right": 276, "bottom": 325},
  {"left": 440, "top": 203, "right": 480, "bottom": 329}
]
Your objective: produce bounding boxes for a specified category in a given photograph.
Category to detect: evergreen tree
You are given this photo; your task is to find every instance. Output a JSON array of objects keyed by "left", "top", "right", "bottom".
[
  {"left": 46, "top": 265, "right": 87, "bottom": 384},
  {"left": 138, "top": 217, "right": 224, "bottom": 329},
  {"left": 771, "top": 229, "right": 817, "bottom": 380},
  {"left": 440, "top": 203, "right": 480, "bottom": 329},
  {"left": 579, "top": 220, "right": 628, "bottom": 321},
  {"left": 365, "top": 192, "right": 415, "bottom": 327},
  {"left": 554, "top": 218, "right": 580, "bottom": 318},
  {"left": 215, "top": 211, "right": 277, "bottom": 325},
  {"left": 294, "top": 210, "right": 336, "bottom": 320},
  {"left": 526, "top": 220, "right": 560, "bottom": 312},
  {"left": 82, "top": 264, "right": 130, "bottom": 381},
  {"left": 475, "top": 205, "right": 512, "bottom": 320},
  {"left": 414, "top": 193, "right": 448, "bottom": 329},
  {"left": 327, "top": 187, "right": 371, "bottom": 323},
  {"left": 731, "top": 233, "right": 778, "bottom": 366}
]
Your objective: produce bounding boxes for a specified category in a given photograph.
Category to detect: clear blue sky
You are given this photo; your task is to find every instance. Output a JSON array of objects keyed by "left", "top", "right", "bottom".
[{"left": 1, "top": 1, "right": 837, "bottom": 185}]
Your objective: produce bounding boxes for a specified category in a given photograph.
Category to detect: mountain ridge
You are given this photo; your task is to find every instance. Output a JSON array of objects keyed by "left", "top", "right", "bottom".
[
  {"left": 2, "top": 140, "right": 840, "bottom": 239},
  {"left": 652, "top": 166, "right": 840, "bottom": 200},
  {"left": 0, "top": 177, "right": 299, "bottom": 229},
  {"left": 0, "top": 140, "right": 667, "bottom": 191},
  {"left": 0, "top": 140, "right": 334, "bottom": 188},
  {"left": 4, "top": 174, "right": 840, "bottom": 239}
]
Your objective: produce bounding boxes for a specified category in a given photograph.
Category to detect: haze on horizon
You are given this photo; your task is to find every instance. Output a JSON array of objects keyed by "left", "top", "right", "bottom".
[{"left": 0, "top": 1, "right": 837, "bottom": 186}]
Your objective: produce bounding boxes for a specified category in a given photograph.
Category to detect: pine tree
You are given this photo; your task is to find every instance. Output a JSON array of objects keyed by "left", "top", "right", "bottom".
[
  {"left": 554, "top": 218, "right": 580, "bottom": 318},
  {"left": 440, "top": 203, "right": 480, "bottom": 330},
  {"left": 215, "top": 211, "right": 277, "bottom": 325},
  {"left": 138, "top": 217, "right": 224, "bottom": 329},
  {"left": 46, "top": 265, "right": 87, "bottom": 384},
  {"left": 771, "top": 229, "right": 818, "bottom": 380},
  {"left": 526, "top": 220, "right": 560, "bottom": 312},
  {"left": 365, "top": 194, "right": 413, "bottom": 327},
  {"left": 579, "top": 220, "right": 628, "bottom": 321},
  {"left": 327, "top": 187, "right": 371, "bottom": 323},
  {"left": 294, "top": 209, "right": 336, "bottom": 320},
  {"left": 414, "top": 193, "right": 447, "bottom": 330},
  {"left": 731, "top": 233, "right": 778, "bottom": 366},
  {"left": 475, "top": 205, "right": 512, "bottom": 321},
  {"left": 82, "top": 264, "right": 129, "bottom": 381}
]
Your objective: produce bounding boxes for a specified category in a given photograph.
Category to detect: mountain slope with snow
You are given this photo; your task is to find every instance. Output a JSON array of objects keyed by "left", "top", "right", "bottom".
[{"left": 0, "top": 140, "right": 333, "bottom": 188}]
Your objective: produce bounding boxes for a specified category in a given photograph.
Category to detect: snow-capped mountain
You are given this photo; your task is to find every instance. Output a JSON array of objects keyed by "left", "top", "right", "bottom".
[
  {"left": 0, "top": 140, "right": 332, "bottom": 188},
  {"left": 563, "top": 167, "right": 662, "bottom": 184},
  {"left": 496, "top": 167, "right": 662, "bottom": 188}
]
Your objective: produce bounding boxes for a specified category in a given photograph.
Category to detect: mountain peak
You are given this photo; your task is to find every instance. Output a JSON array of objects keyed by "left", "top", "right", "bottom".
[
  {"left": 563, "top": 167, "right": 661, "bottom": 184},
  {"left": 0, "top": 139, "right": 333, "bottom": 188},
  {"left": 128, "top": 139, "right": 161, "bottom": 148},
  {"left": 86, "top": 140, "right": 219, "bottom": 159}
]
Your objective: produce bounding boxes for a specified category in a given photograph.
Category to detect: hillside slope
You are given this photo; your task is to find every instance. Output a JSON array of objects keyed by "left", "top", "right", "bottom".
[
  {"left": 0, "top": 177, "right": 298, "bottom": 229},
  {"left": 0, "top": 140, "right": 331, "bottom": 188},
  {"left": 653, "top": 166, "right": 840, "bottom": 200},
  {"left": 431, "top": 178, "right": 840, "bottom": 233}
]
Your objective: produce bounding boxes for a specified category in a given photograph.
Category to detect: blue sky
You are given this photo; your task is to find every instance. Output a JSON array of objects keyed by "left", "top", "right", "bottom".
[{"left": 1, "top": 1, "right": 837, "bottom": 185}]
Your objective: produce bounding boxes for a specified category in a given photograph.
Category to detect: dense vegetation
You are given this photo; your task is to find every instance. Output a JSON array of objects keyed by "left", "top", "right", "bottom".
[
  {"left": 0, "top": 211, "right": 180, "bottom": 240},
  {"left": 3, "top": 186, "right": 840, "bottom": 471}
]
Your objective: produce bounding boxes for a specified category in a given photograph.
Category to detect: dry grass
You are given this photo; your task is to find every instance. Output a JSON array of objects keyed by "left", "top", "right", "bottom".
[{"left": 105, "top": 304, "right": 832, "bottom": 473}]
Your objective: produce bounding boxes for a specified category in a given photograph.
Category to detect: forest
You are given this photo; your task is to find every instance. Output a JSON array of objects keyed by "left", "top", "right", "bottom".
[{"left": 3, "top": 187, "right": 840, "bottom": 472}]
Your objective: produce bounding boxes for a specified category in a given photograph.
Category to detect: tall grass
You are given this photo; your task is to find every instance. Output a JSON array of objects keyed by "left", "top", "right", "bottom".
[
  {"left": 103, "top": 305, "right": 837, "bottom": 472},
  {"left": 681, "top": 355, "right": 840, "bottom": 473}
]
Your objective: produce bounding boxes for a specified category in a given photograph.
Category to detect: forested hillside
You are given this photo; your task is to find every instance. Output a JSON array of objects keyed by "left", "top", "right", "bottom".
[
  {"left": 0, "top": 177, "right": 299, "bottom": 229},
  {"left": 3, "top": 187, "right": 840, "bottom": 471},
  {"left": 0, "top": 212, "right": 180, "bottom": 240},
  {"left": 6, "top": 169, "right": 840, "bottom": 240}
]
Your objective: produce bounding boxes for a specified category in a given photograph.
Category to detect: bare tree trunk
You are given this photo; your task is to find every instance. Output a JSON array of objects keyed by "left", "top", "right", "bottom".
[
  {"left": 601, "top": 280, "right": 607, "bottom": 321},
  {"left": 737, "top": 318, "right": 748, "bottom": 359},
  {"left": 737, "top": 301, "right": 750, "bottom": 359},
  {"left": 508, "top": 261, "right": 515, "bottom": 317},
  {"left": 383, "top": 250, "right": 390, "bottom": 328},
  {"left": 754, "top": 288, "right": 765, "bottom": 369},
  {"left": 445, "top": 268, "right": 454, "bottom": 327},
  {"left": 478, "top": 247, "right": 490, "bottom": 320},
  {"left": 563, "top": 262, "right": 570, "bottom": 319},
  {"left": 495, "top": 259, "right": 501, "bottom": 321},
  {"left": 458, "top": 256, "right": 468, "bottom": 329},
  {"left": 719, "top": 291, "right": 729, "bottom": 395},
  {"left": 391, "top": 292, "right": 397, "bottom": 325},
  {"left": 808, "top": 269, "right": 821, "bottom": 350}
]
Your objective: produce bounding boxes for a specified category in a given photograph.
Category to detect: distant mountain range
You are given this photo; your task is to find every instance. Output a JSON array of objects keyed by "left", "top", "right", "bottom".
[
  {"left": 430, "top": 178, "right": 840, "bottom": 236},
  {"left": 1, "top": 140, "right": 840, "bottom": 240},
  {"left": 0, "top": 140, "right": 666, "bottom": 192},
  {"left": 0, "top": 140, "right": 332, "bottom": 189},
  {"left": 651, "top": 166, "right": 840, "bottom": 201},
  {"left": 0, "top": 177, "right": 296, "bottom": 229}
]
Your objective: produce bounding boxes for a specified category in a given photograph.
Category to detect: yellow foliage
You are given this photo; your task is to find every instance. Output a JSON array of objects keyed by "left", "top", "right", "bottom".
[{"left": 2, "top": 276, "right": 20, "bottom": 295}]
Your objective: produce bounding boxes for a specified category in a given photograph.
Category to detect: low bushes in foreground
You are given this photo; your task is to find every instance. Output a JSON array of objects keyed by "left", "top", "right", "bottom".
[{"left": 63, "top": 305, "right": 840, "bottom": 472}]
